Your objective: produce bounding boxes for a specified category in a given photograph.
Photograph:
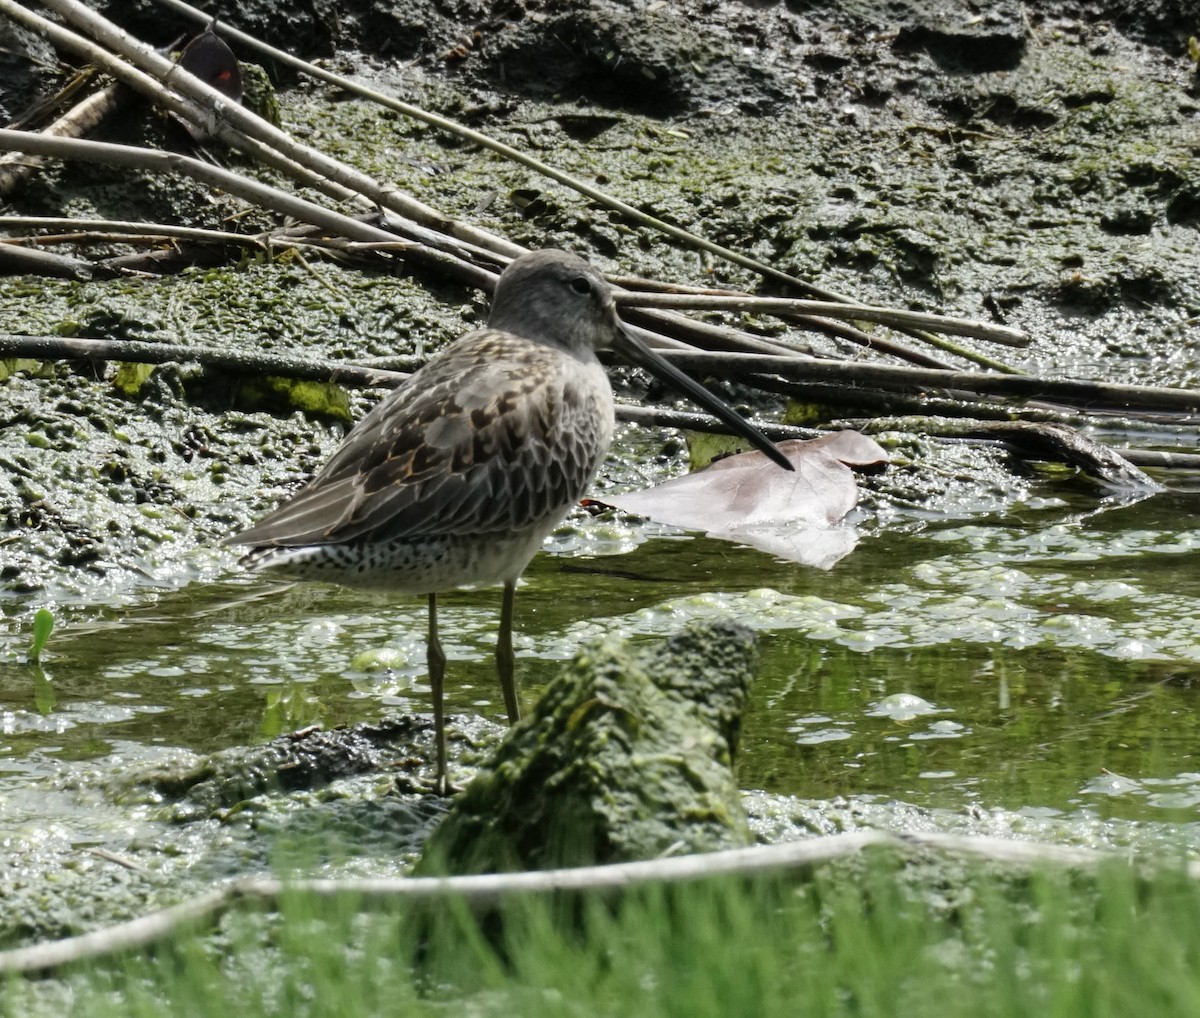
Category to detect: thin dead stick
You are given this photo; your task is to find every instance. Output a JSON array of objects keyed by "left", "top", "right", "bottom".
[
  {"left": 147, "top": 0, "right": 1017, "bottom": 371},
  {"left": 140, "top": 0, "right": 949, "bottom": 313},
  {"left": 0, "top": 829, "right": 1188, "bottom": 976},
  {"left": 626, "top": 313, "right": 816, "bottom": 359},
  {"left": 89, "top": 847, "right": 148, "bottom": 872},
  {"left": 840, "top": 412, "right": 1200, "bottom": 468},
  {"left": 19, "top": 0, "right": 1017, "bottom": 374},
  {"left": 0, "top": 888, "right": 232, "bottom": 976},
  {"left": 709, "top": 371, "right": 1028, "bottom": 422},
  {"left": 1123, "top": 447, "right": 1200, "bottom": 470},
  {"left": 611, "top": 275, "right": 962, "bottom": 368},
  {"left": 625, "top": 304, "right": 950, "bottom": 371},
  {"left": 765, "top": 314, "right": 957, "bottom": 369},
  {"left": 617, "top": 292, "right": 1028, "bottom": 347},
  {"left": 613, "top": 403, "right": 813, "bottom": 441},
  {"left": 0, "top": 214, "right": 270, "bottom": 248},
  {"left": 27, "top": 0, "right": 526, "bottom": 263},
  {"left": 0, "top": 128, "right": 405, "bottom": 246},
  {"left": 662, "top": 349, "right": 1200, "bottom": 416},
  {"left": 0, "top": 130, "right": 510, "bottom": 290},
  {"left": 8, "top": 231, "right": 218, "bottom": 247},
  {"left": 0, "top": 216, "right": 398, "bottom": 272}
]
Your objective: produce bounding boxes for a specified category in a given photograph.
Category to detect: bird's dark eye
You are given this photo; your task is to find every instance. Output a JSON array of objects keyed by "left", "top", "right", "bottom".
[{"left": 568, "top": 275, "right": 592, "bottom": 295}]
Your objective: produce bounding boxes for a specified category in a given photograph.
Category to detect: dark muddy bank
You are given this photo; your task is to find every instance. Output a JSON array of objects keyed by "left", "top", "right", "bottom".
[{"left": 1, "top": 0, "right": 1197, "bottom": 607}]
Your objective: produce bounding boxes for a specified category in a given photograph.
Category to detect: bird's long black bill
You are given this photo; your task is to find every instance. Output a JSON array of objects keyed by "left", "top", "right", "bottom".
[{"left": 615, "top": 329, "right": 794, "bottom": 472}]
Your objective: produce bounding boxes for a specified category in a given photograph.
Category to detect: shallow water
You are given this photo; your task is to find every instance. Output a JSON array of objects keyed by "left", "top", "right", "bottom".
[
  {"left": 4, "top": 437, "right": 1200, "bottom": 955},
  {"left": 4, "top": 455, "right": 1200, "bottom": 866}
]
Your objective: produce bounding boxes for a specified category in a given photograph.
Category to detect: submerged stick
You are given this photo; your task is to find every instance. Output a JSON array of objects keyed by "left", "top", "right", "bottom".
[{"left": 0, "top": 214, "right": 270, "bottom": 248}]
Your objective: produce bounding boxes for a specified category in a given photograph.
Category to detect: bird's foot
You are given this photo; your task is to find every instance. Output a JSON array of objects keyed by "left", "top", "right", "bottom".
[
  {"left": 426, "top": 771, "right": 464, "bottom": 797},
  {"left": 393, "top": 769, "right": 463, "bottom": 797}
]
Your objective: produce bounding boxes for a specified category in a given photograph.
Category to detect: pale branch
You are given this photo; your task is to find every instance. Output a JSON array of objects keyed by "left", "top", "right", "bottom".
[
  {"left": 10, "top": 231, "right": 236, "bottom": 248},
  {"left": 142, "top": 0, "right": 1019, "bottom": 371},
  {"left": 1124, "top": 448, "right": 1200, "bottom": 470},
  {"left": 0, "top": 888, "right": 233, "bottom": 977},
  {"left": 0, "top": 129, "right": 394, "bottom": 246},
  {"left": 612, "top": 403, "right": 813, "bottom": 442},
  {"left": 616, "top": 292, "right": 1029, "bottom": 347},
  {"left": 849, "top": 414, "right": 1200, "bottom": 469},
  {"left": 1, "top": 830, "right": 1193, "bottom": 976},
  {"left": 853, "top": 415, "right": 1200, "bottom": 474},
  {"left": 626, "top": 313, "right": 816, "bottom": 358},
  {"left": 615, "top": 273, "right": 960, "bottom": 367},
  {"left": 0, "top": 80, "right": 126, "bottom": 196},
  {"left": 759, "top": 315, "right": 957, "bottom": 370},
  {"left": 0, "top": 215, "right": 412, "bottom": 276},
  {"left": 623, "top": 304, "right": 965, "bottom": 373},
  {"left": 0, "top": 129, "right": 502, "bottom": 291},
  {"left": 30, "top": 0, "right": 526, "bottom": 261},
  {"left": 0, "top": 214, "right": 271, "bottom": 248},
  {"left": 710, "top": 372, "right": 1035, "bottom": 421},
  {"left": 9, "top": 0, "right": 1022, "bottom": 374}
]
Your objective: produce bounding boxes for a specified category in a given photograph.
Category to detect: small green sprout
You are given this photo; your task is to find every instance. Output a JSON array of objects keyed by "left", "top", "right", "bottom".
[{"left": 28, "top": 608, "right": 54, "bottom": 664}]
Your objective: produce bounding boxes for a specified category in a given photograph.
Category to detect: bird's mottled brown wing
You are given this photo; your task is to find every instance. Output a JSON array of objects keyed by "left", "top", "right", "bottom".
[{"left": 228, "top": 330, "right": 614, "bottom": 548}]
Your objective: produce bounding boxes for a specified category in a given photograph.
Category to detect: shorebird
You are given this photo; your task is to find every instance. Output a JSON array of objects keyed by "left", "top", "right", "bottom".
[{"left": 227, "top": 249, "right": 791, "bottom": 793}]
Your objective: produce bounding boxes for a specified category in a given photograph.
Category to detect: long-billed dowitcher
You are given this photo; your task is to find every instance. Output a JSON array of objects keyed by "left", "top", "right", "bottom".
[{"left": 227, "top": 249, "right": 790, "bottom": 793}]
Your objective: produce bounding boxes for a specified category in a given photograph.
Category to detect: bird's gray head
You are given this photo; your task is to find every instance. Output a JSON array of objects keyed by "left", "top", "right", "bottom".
[{"left": 487, "top": 250, "right": 623, "bottom": 358}]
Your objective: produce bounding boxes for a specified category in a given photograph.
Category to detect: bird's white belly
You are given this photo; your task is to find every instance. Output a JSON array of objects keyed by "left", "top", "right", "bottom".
[{"left": 246, "top": 515, "right": 567, "bottom": 595}]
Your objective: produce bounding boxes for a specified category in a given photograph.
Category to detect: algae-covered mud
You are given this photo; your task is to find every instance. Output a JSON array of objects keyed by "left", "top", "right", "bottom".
[{"left": 3, "top": 0, "right": 1200, "bottom": 954}]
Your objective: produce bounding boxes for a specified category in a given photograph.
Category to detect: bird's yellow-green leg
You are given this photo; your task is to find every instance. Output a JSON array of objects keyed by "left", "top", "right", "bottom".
[
  {"left": 427, "top": 592, "right": 449, "bottom": 795},
  {"left": 496, "top": 579, "right": 520, "bottom": 724}
]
